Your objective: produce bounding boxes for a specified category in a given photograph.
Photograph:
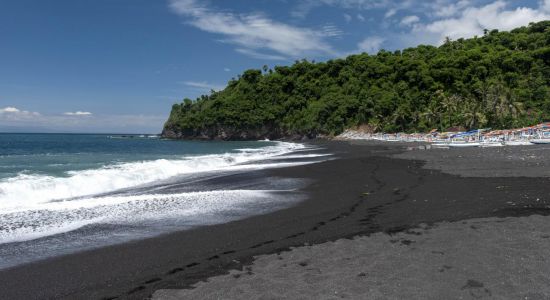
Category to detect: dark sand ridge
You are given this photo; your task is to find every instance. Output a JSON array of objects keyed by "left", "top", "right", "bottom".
[{"left": 0, "top": 141, "right": 549, "bottom": 299}]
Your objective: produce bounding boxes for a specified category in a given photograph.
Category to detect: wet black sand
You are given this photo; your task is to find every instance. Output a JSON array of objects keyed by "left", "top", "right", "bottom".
[{"left": 0, "top": 141, "right": 549, "bottom": 299}]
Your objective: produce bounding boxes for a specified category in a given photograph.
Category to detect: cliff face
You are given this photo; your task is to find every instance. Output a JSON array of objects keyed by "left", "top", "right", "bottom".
[{"left": 161, "top": 125, "right": 312, "bottom": 141}]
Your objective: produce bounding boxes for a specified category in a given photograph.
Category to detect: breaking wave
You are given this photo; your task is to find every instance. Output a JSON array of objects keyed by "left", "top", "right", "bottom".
[{"left": 0, "top": 142, "right": 305, "bottom": 214}]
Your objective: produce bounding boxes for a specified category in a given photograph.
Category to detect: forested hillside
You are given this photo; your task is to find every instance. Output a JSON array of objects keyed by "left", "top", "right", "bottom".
[{"left": 163, "top": 21, "right": 550, "bottom": 140}]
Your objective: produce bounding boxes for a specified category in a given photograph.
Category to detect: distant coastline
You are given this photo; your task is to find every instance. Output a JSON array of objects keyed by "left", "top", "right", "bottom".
[{"left": 0, "top": 131, "right": 160, "bottom": 135}]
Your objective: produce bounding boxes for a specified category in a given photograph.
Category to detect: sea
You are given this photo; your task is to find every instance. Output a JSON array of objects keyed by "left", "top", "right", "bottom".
[{"left": 0, "top": 133, "right": 328, "bottom": 269}]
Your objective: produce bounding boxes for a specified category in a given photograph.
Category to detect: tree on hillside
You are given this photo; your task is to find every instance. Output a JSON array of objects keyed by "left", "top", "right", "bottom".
[{"left": 164, "top": 21, "right": 550, "bottom": 139}]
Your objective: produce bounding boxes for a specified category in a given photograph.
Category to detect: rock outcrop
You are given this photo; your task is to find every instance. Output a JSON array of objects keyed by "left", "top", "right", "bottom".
[{"left": 161, "top": 125, "right": 315, "bottom": 141}]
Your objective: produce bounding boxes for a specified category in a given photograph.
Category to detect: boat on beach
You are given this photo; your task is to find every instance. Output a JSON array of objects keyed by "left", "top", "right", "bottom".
[
  {"left": 439, "top": 129, "right": 484, "bottom": 148},
  {"left": 480, "top": 141, "right": 504, "bottom": 147},
  {"left": 505, "top": 140, "right": 532, "bottom": 146},
  {"left": 530, "top": 130, "right": 550, "bottom": 144},
  {"left": 431, "top": 142, "right": 450, "bottom": 148},
  {"left": 531, "top": 139, "right": 550, "bottom": 144},
  {"left": 447, "top": 142, "right": 480, "bottom": 148},
  {"left": 339, "top": 122, "right": 550, "bottom": 148}
]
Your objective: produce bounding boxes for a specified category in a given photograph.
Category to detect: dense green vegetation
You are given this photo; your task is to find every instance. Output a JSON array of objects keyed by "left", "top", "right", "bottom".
[{"left": 164, "top": 21, "right": 550, "bottom": 139}]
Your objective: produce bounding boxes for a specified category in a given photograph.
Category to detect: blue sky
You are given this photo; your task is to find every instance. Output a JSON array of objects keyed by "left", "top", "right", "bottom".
[{"left": 1, "top": 0, "right": 548, "bottom": 133}]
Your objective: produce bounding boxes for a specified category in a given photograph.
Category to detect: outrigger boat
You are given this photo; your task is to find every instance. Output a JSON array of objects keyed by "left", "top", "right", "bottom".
[
  {"left": 342, "top": 122, "right": 549, "bottom": 147},
  {"left": 531, "top": 134, "right": 550, "bottom": 144},
  {"left": 530, "top": 125, "right": 550, "bottom": 144},
  {"left": 505, "top": 140, "right": 532, "bottom": 146},
  {"left": 445, "top": 129, "right": 486, "bottom": 148},
  {"left": 448, "top": 142, "right": 481, "bottom": 148},
  {"left": 531, "top": 139, "right": 550, "bottom": 144},
  {"left": 480, "top": 141, "right": 504, "bottom": 147}
]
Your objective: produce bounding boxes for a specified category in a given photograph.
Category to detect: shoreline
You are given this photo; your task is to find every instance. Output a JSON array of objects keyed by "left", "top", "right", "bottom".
[
  {"left": 0, "top": 139, "right": 315, "bottom": 271},
  {"left": 1, "top": 140, "right": 549, "bottom": 299}
]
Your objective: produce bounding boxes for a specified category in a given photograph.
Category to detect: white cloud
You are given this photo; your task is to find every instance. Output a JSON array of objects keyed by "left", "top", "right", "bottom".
[
  {"left": 320, "top": 24, "right": 344, "bottom": 37},
  {"left": 290, "top": 1, "right": 318, "bottom": 19},
  {"left": 0, "top": 107, "right": 20, "bottom": 113},
  {"left": 169, "top": 0, "right": 336, "bottom": 59},
  {"left": 357, "top": 36, "right": 385, "bottom": 54},
  {"left": 383, "top": 1, "right": 417, "bottom": 19},
  {"left": 291, "top": 0, "right": 392, "bottom": 18},
  {"left": 0, "top": 106, "right": 21, "bottom": 114},
  {"left": 0, "top": 110, "right": 165, "bottom": 133},
  {"left": 223, "top": 67, "right": 231, "bottom": 72},
  {"left": 64, "top": 111, "right": 92, "bottom": 116},
  {"left": 411, "top": 1, "right": 550, "bottom": 44},
  {"left": 0, "top": 106, "right": 40, "bottom": 120},
  {"left": 235, "top": 48, "right": 287, "bottom": 61},
  {"left": 0, "top": 106, "right": 167, "bottom": 133},
  {"left": 433, "top": 0, "right": 470, "bottom": 17},
  {"left": 343, "top": 13, "right": 352, "bottom": 22},
  {"left": 401, "top": 15, "right": 420, "bottom": 26},
  {"left": 385, "top": 8, "right": 397, "bottom": 18},
  {"left": 314, "top": 0, "right": 393, "bottom": 10},
  {"left": 182, "top": 81, "right": 226, "bottom": 91},
  {"left": 170, "top": 0, "right": 549, "bottom": 60}
]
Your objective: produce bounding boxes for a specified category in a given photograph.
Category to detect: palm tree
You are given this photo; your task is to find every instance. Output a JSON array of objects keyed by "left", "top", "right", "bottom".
[
  {"left": 499, "top": 88, "right": 524, "bottom": 119},
  {"left": 487, "top": 82, "right": 525, "bottom": 122},
  {"left": 421, "top": 105, "right": 441, "bottom": 130},
  {"left": 391, "top": 105, "right": 411, "bottom": 132},
  {"left": 462, "top": 99, "right": 487, "bottom": 129},
  {"left": 368, "top": 118, "right": 383, "bottom": 132},
  {"left": 356, "top": 97, "right": 375, "bottom": 124},
  {"left": 438, "top": 91, "right": 461, "bottom": 128}
]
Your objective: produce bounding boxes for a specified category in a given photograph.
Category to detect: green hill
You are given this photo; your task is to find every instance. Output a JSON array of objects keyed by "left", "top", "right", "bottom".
[{"left": 162, "top": 21, "right": 550, "bottom": 140}]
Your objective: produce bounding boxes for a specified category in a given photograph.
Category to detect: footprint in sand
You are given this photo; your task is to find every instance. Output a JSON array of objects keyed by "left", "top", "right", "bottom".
[{"left": 461, "top": 279, "right": 492, "bottom": 299}]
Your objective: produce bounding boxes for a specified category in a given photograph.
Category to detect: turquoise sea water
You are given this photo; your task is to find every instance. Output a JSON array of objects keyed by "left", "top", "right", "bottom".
[
  {"left": 0, "top": 133, "right": 276, "bottom": 179},
  {"left": 0, "top": 133, "right": 327, "bottom": 269}
]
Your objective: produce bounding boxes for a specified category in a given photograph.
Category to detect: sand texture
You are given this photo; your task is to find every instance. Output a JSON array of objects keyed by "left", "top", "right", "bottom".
[
  {"left": 155, "top": 215, "right": 550, "bottom": 300},
  {"left": 394, "top": 144, "right": 550, "bottom": 177}
]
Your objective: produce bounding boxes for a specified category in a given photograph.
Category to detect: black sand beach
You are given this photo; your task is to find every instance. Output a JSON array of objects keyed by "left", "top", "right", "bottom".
[
  {"left": 1, "top": 141, "right": 549, "bottom": 299},
  {"left": 155, "top": 214, "right": 550, "bottom": 299}
]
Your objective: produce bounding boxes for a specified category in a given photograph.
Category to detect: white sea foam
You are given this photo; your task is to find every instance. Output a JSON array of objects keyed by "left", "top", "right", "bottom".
[
  {"left": 0, "top": 190, "right": 296, "bottom": 244},
  {"left": 268, "top": 153, "right": 332, "bottom": 160},
  {"left": 0, "top": 141, "right": 327, "bottom": 249},
  {"left": 0, "top": 142, "right": 305, "bottom": 213}
]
